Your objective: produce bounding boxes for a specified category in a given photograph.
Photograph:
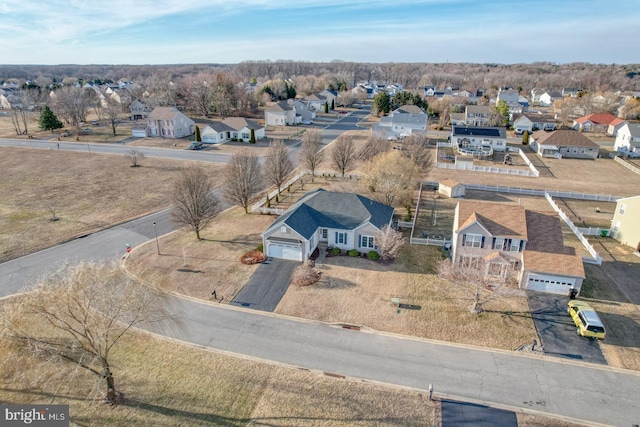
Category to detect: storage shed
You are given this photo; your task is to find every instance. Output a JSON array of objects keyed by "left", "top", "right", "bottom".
[{"left": 438, "top": 179, "right": 466, "bottom": 198}]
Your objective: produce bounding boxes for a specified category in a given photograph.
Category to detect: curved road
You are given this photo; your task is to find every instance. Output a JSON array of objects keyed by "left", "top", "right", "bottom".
[{"left": 2, "top": 112, "right": 640, "bottom": 425}]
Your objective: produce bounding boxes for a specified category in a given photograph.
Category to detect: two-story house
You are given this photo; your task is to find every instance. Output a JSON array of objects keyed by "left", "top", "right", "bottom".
[
  {"left": 610, "top": 195, "right": 640, "bottom": 252},
  {"left": 142, "top": 107, "right": 195, "bottom": 139},
  {"left": 451, "top": 201, "right": 585, "bottom": 295},
  {"left": 614, "top": 123, "right": 640, "bottom": 156},
  {"left": 264, "top": 101, "right": 298, "bottom": 126},
  {"left": 464, "top": 105, "right": 493, "bottom": 126},
  {"left": 372, "top": 106, "right": 428, "bottom": 140},
  {"left": 451, "top": 126, "right": 507, "bottom": 153},
  {"left": 129, "top": 99, "right": 153, "bottom": 120}
]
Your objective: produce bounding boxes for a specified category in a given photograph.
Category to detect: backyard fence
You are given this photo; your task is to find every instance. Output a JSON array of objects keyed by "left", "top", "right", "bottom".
[
  {"left": 435, "top": 144, "right": 539, "bottom": 177},
  {"left": 462, "top": 183, "right": 621, "bottom": 202},
  {"left": 251, "top": 171, "right": 306, "bottom": 214},
  {"left": 614, "top": 156, "right": 640, "bottom": 176},
  {"left": 545, "top": 192, "right": 602, "bottom": 265}
]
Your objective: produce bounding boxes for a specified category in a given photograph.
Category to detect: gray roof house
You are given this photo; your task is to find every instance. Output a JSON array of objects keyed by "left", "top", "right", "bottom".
[
  {"left": 264, "top": 101, "right": 298, "bottom": 126},
  {"left": 261, "top": 189, "right": 395, "bottom": 261},
  {"left": 373, "top": 106, "right": 428, "bottom": 139}
]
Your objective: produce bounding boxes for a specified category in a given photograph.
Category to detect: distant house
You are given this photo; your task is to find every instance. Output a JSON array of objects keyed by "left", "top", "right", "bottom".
[
  {"left": 496, "top": 88, "right": 519, "bottom": 104},
  {"left": 201, "top": 117, "right": 265, "bottom": 144},
  {"left": 572, "top": 113, "right": 626, "bottom": 135},
  {"left": 530, "top": 88, "right": 546, "bottom": 103},
  {"left": 264, "top": 101, "right": 298, "bottom": 126},
  {"left": 451, "top": 200, "right": 585, "bottom": 295},
  {"left": 293, "top": 100, "right": 316, "bottom": 121},
  {"left": 261, "top": 188, "right": 394, "bottom": 261},
  {"left": 512, "top": 113, "right": 556, "bottom": 133},
  {"left": 144, "top": 107, "right": 195, "bottom": 139},
  {"left": 539, "top": 91, "right": 562, "bottom": 107},
  {"left": 304, "top": 94, "right": 328, "bottom": 112},
  {"left": 129, "top": 99, "right": 153, "bottom": 120},
  {"left": 562, "top": 87, "right": 581, "bottom": 98},
  {"left": 451, "top": 126, "right": 507, "bottom": 152},
  {"left": 614, "top": 123, "right": 640, "bottom": 156},
  {"left": 449, "top": 112, "right": 466, "bottom": 126},
  {"left": 464, "top": 105, "right": 493, "bottom": 126},
  {"left": 610, "top": 195, "right": 640, "bottom": 252},
  {"left": 438, "top": 180, "right": 465, "bottom": 198},
  {"left": 373, "top": 106, "right": 428, "bottom": 139},
  {"left": 319, "top": 89, "right": 338, "bottom": 107},
  {"left": 529, "top": 129, "right": 599, "bottom": 159}
]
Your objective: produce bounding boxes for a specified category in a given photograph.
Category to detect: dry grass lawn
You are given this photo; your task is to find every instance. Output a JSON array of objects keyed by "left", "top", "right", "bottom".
[
  {"left": 0, "top": 328, "right": 434, "bottom": 426},
  {"left": 0, "top": 147, "right": 224, "bottom": 262}
]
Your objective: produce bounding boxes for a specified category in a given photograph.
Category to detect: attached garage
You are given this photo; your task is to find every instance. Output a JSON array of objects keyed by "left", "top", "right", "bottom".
[
  {"left": 525, "top": 273, "right": 576, "bottom": 295},
  {"left": 266, "top": 241, "right": 302, "bottom": 261}
]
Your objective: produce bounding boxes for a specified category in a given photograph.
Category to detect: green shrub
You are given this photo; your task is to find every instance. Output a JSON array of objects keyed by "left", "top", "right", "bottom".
[
  {"left": 367, "top": 251, "right": 380, "bottom": 260},
  {"left": 331, "top": 247, "right": 342, "bottom": 255},
  {"left": 348, "top": 249, "right": 359, "bottom": 257},
  {"left": 257, "top": 243, "right": 264, "bottom": 252}
]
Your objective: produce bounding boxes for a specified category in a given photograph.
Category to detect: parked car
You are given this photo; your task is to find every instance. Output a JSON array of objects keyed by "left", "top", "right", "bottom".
[
  {"left": 301, "top": 119, "right": 313, "bottom": 125},
  {"left": 568, "top": 300, "right": 606, "bottom": 339},
  {"left": 187, "top": 141, "right": 203, "bottom": 150}
]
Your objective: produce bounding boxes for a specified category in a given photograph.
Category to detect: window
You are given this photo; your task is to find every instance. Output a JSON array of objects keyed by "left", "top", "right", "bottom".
[
  {"left": 360, "top": 235, "right": 375, "bottom": 248},
  {"left": 464, "top": 233, "right": 483, "bottom": 248},
  {"left": 242, "top": 132, "right": 250, "bottom": 139},
  {"left": 280, "top": 226, "right": 287, "bottom": 233},
  {"left": 493, "top": 237, "right": 505, "bottom": 250},
  {"left": 335, "top": 232, "right": 347, "bottom": 245},
  {"left": 612, "top": 221, "right": 620, "bottom": 232},
  {"left": 509, "top": 240, "right": 520, "bottom": 252},
  {"left": 459, "top": 256, "right": 481, "bottom": 269},
  {"left": 322, "top": 229, "right": 328, "bottom": 239},
  {"left": 619, "top": 203, "right": 626, "bottom": 215}
]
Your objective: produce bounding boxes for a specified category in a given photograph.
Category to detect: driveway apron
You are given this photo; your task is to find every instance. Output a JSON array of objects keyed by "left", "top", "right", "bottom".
[
  {"left": 526, "top": 291, "right": 607, "bottom": 364},
  {"left": 441, "top": 400, "right": 517, "bottom": 427},
  {"left": 230, "top": 259, "right": 298, "bottom": 312}
]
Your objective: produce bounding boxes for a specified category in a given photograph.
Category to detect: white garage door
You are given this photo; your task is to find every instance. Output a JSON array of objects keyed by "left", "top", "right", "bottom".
[
  {"left": 267, "top": 243, "right": 302, "bottom": 261},
  {"left": 527, "top": 273, "right": 576, "bottom": 294}
]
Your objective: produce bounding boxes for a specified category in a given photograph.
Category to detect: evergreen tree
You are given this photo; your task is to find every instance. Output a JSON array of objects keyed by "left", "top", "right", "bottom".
[
  {"left": 522, "top": 131, "right": 530, "bottom": 145},
  {"left": 331, "top": 99, "right": 335, "bottom": 110},
  {"left": 372, "top": 92, "right": 391, "bottom": 116},
  {"left": 250, "top": 128, "right": 256, "bottom": 144},
  {"left": 324, "top": 102, "right": 329, "bottom": 113},
  {"left": 38, "top": 105, "right": 63, "bottom": 132},
  {"left": 194, "top": 125, "right": 202, "bottom": 142}
]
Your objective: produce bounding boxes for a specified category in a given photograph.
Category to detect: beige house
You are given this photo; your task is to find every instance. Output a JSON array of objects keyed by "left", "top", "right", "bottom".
[
  {"left": 141, "top": 107, "right": 195, "bottom": 139},
  {"left": 529, "top": 129, "right": 599, "bottom": 159},
  {"left": 610, "top": 195, "right": 640, "bottom": 252},
  {"left": 451, "top": 200, "right": 585, "bottom": 295},
  {"left": 438, "top": 180, "right": 465, "bottom": 198}
]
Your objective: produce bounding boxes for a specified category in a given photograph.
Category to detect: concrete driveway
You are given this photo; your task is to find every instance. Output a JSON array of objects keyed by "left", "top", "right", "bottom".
[
  {"left": 527, "top": 291, "right": 607, "bottom": 364},
  {"left": 230, "top": 259, "right": 298, "bottom": 312}
]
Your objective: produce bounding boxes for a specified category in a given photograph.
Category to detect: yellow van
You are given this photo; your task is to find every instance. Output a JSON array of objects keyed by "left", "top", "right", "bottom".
[{"left": 568, "top": 300, "right": 606, "bottom": 339}]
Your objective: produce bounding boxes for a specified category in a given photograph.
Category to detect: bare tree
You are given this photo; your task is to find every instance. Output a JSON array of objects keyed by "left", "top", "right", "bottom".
[
  {"left": 1, "top": 261, "right": 171, "bottom": 406},
  {"left": 9, "top": 90, "right": 36, "bottom": 135},
  {"left": 331, "top": 135, "right": 357, "bottom": 178},
  {"left": 171, "top": 166, "right": 220, "bottom": 240},
  {"left": 401, "top": 134, "right": 433, "bottom": 172},
  {"left": 127, "top": 149, "right": 144, "bottom": 167},
  {"left": 181, "top": 73, "right": 214, "bottom": 116},
  {"left": 222, "top": 149, "right": 263, "bottom": 213},
  {"left": 358, "top": 134, "right": 390, "bottom": 162},
  {"left": 299, "top": 129, "right": 324, "bottom": 181},
  {"left": 374, "top": 225, "right": 406, "bottom": 261},
  {"left": 363, "top": 151, "right": 420, "bottom": 206},
  {"left": 104, "top": 97, "right": 122, "bottom": 135},
  {"left": 50, "top": 86, "right": 95, "bottom": 127},
  {"left": 436, "top": 258, "right": 506, "bottom": 314},
  {"left": 264, "top": 140, "right": 293, "bottom": 195},
  {"left": 211, "top": 73, "right": 238, "bottom": 118}
]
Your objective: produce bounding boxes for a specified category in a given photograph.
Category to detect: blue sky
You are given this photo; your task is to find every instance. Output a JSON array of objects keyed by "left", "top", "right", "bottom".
[{"left": 0, "top": 0, "right": 638, "bottom": 65}]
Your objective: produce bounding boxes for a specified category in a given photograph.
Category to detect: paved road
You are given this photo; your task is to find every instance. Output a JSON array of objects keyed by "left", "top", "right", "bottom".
[
  {"left": 527, "top": 292, "right": 607, "bottom": 364},
  {"left": 144, "top": 296, "right": 640, "bottom": 426},
  {"left": 230, "top": 259, "right": 298, "bottom": 311},
  {"left": 0, "top": 138, "right": 232, "bottom": 163}
]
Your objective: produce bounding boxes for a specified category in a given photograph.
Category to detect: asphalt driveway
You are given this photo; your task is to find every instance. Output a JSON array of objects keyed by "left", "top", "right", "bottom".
[
  {"left": 527, "top": 291, "right": 607, "bottom": 364},
  {"left": 441, "top": 400, "right": 517, "bottom": 427},
  {"left": 230, "top": 259, "right": 298, "bottom": 312}
]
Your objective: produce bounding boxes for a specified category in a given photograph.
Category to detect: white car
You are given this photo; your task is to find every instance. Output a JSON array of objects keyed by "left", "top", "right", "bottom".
[{"left": 301, "top": 119, "right": 313, "bottom": 125}]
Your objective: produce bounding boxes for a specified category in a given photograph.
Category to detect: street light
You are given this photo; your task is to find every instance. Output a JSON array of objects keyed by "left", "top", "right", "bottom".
[{"left": 153, "top": 222, "right": 160, "bottom": 255}]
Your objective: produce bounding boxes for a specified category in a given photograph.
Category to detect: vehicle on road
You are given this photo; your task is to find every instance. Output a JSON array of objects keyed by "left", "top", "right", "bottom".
[
  {"left": 568, "top": 300, "right": 606, "bottom": 339},
  {"left": 301, "top": 119, "right": 313, "bottom": 125},
  {"left": 187, "top": 141, "right": 204, "bottom": 150}
]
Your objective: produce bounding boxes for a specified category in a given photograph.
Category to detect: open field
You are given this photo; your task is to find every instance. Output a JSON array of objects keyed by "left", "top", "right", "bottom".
[{"left": 0, "top": 147, "right": 224, "bottom": 262}]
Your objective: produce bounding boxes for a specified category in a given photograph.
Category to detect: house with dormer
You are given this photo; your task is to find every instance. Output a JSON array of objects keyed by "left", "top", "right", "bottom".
[
  {"left": 451, "top": 200, "right": 585, "bottom": 295},
  {"left": 261, "top": 189, "right": 394, "bottom": 261}
]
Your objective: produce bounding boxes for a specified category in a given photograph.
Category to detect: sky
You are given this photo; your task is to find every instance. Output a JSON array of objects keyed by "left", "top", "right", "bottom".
[{"left": 0, "top": 0, "right": 638, "bottom": 65}]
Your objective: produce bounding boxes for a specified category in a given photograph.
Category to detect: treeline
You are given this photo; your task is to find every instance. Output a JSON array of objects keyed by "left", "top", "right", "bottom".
[{"left": 1, "top": 61, "right": 639, "bottom": 93}]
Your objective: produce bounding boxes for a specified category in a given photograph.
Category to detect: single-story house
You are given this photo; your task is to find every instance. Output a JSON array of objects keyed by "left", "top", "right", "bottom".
[
  {"left": 572, "top": 113, "right": 626, "bottom": 135},
  {"left": 451, "top": 200, "right": 585, "bottom": 295},
  {"left": 135, "top": 107, "right": 195, "bottom": 139},
  {"left": 529, "top": 129, "right": 599, "bottom": 159},
  {"left": 264, "top": 101, "right": 298, "bottom": 126},
  {"left": 438, "top": 180, "right": 465, "bottom": 198},
  {"left": 449, "top": 112, "right": 466, "bottom": 126},
  {"left": 201, "top": 117, "right": 265, "bottom": 144},
  {"left": 614, "top": 123, "right": 640, "bottom": 156},
  {"left": 451, "top": 126, "right": 507, "bottom": 153},
  {"left": 261, "top": 188, "right": 395, "bottom": 261},
  {"left": 512, "top": 113, "right": 556, "bottom": 133},
  {"left": 610, "top": 195, "right": 640, "bottom": 252},
  {"left": 201, "top": 122, "right": 235, "bottom": 144}
]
